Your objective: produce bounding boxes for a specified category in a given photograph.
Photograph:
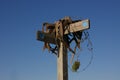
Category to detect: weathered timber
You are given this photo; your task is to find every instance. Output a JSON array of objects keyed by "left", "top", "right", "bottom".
[
  {"left": 57, "top": 42, "right": 68, "bottom": 80},
  {"left": 64, "top": 19, "right": 90, "bottom": 34},
  {"left": 36, "top": 31, "right": 56, "bottom": 44}
]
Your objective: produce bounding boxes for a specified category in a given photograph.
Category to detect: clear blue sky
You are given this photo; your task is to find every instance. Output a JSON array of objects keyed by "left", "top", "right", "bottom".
[{"left": 0, "top": 0, "right": 120, "bottom": 80}]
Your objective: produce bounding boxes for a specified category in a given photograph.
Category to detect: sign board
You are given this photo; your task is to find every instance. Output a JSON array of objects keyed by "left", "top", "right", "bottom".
[
  {"left": 37, "top": 19, "right": 90, "bottom": 44},
  {"left": 36, "top": 31, "right": 56, "bottom": 44},
  {"left": 64, "top": 19, "right": 90, "bottom": 34}
]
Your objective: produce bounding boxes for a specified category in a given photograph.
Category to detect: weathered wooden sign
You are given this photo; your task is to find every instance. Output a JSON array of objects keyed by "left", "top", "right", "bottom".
[
  {"left": 64, "top": 19, "right": 90, "bottom": 34},
  {"left": 36, "top": 17, "right": 91, "bottom": 80},
  {"left": 36, "top": 31, "right": 56, "bottom": 44},
  {"left": 37, "top": 19, "right": 90, "bottom": 44}
]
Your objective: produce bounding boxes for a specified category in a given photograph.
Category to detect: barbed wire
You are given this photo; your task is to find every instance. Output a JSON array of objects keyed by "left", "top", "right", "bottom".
[{"left": 68, "top": 29, "right": 94, "bottom": 73}]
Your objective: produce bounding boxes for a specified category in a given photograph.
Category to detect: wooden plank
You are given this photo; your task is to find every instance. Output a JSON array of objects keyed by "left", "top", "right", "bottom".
[
  {"left": 64, "top": 19, "right": 90, "bottom": 34},
  {"left": 36, "top": 31, "right": 56, "bottom": 44}
]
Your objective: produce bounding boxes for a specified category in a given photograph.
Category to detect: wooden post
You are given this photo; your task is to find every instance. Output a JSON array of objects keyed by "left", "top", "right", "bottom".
[
  {"left": 36, "top": 18, "right": 90, "bottom": 80},
  {"left": 57, "top": 41, "right": 68, "bottom": 80}
]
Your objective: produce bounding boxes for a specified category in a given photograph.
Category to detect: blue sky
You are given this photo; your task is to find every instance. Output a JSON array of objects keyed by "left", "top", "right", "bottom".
[{"left": 0, "top": 0, "right": 120, "bottom": 80}]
